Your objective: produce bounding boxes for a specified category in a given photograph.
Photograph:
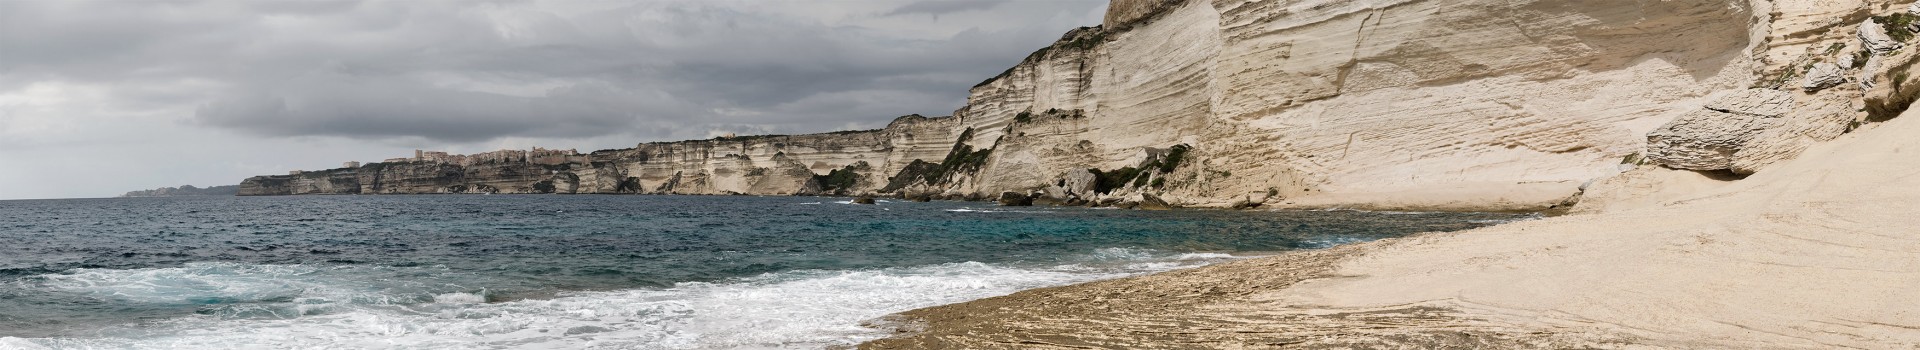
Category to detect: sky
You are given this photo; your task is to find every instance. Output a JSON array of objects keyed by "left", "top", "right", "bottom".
[{"left": 0, "top": 0, "right": 1108, "bottom": 200}]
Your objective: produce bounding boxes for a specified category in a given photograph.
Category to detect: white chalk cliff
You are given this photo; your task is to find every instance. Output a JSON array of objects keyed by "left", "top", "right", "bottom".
[
  {"left": 853, "top": 2, "right": 1920, "bottom": 348},
  {"left": 245, "top": 0, "right": 1920, "bottom": 214}
]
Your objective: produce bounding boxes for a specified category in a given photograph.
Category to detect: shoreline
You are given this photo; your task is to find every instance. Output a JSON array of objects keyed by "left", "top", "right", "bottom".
[
  {"left": 221, "top": 191, "right": 1581, "bottom": 214},
  {"left": 858, "top": 112, "right": 1920, "bottom": 348},
  {"left": 857, "top": 230, "right": 1601, "bottom": 349}
]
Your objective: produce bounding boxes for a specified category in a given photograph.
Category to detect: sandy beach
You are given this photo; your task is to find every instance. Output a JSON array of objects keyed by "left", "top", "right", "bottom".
[{"left": 862, "top": 110, "right": 1920, "bottom": 348}]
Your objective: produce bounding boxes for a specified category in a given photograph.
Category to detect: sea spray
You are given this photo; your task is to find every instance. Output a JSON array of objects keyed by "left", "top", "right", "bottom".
[{"left": 10, "top": 249, "right": 1231, "bottom": 349}]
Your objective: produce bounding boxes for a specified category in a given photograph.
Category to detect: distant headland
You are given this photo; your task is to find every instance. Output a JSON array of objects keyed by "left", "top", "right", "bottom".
[{"left": 120, "top": 185, "right": 239, "bottom": 198}]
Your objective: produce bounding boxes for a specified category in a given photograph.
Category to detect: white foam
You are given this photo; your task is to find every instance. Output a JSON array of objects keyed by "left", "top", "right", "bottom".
[
  {"left": 943, "top": 207, "right": 1052, "bottom": 214},
  {"left": 10, "top": 250, "right": 1235, "bottom": 350},
  {"left": 0, "top": 337, "right": 53, "bottom": 350},
  {"left": 29, "top": 263, "right": 458, "bottom": 311},
  {"left": 432, "top": 292, "right": 485, "bottom": 305}
]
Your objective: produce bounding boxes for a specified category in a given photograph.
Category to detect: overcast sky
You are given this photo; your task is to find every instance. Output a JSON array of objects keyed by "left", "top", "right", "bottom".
[{"left": 0, "top": 0, "right": 1107, "bottom": 200}]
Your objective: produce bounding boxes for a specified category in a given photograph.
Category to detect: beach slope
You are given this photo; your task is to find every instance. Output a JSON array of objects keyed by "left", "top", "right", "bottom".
[{"left": 862, "top": 109, "right": 1920, "bottom": 348}]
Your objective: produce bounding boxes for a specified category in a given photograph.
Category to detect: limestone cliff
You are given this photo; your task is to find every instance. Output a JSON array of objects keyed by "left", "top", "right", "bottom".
[
  {"left": 240, "top": 116, "right": 956, "bottom": 197},
  {"left": 242, "top": 0, "right": 1919, "bottom": 212}
]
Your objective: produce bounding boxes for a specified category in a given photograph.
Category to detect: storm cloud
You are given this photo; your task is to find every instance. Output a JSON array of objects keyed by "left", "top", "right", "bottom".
[
  {"left": 3, "top": 0, "right": 1103, "bottom": 141},
  {"left": 0, "top": 0, "right": 1107, "bottom": 199}
]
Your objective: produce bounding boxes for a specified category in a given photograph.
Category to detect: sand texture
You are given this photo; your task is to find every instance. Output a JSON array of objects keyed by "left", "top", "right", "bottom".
[{"left": 862, "top": 108, "right": 1920, "bottom": 349}]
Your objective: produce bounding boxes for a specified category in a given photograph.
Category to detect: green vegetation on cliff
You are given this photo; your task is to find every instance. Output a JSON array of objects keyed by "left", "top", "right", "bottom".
[
  {"left": 813, "top": 164, "right": 863, "bottom": 195},
  {"left": 883, "top": 128, "right": 995, "bottom": 191},
  {"left": 1087, "top": 144, "right": 1192, "bottom": 194}
]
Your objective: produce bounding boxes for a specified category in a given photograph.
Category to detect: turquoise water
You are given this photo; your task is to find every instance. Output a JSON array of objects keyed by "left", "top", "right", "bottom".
[{"left": 0, "top": 196, "right": 1530, "bottom": 349}]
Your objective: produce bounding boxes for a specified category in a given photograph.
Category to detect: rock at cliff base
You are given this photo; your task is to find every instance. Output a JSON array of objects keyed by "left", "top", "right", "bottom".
[
  {"left": 1646, "top": 110, "right": 1769, "bottom": 171},
  {"left": 1230, "top": 199, "right": 1261, "bottom": 210},
  {"left": 1137, "top": 193, "right": 1173, "bottom": 211},
  {"left": 1731, "top": 94, "right": 1857, "bottom": 174},
  {"left": 1645, "top": 89, "right": 1794, "bottom": 172},
  {"left": 997, "top": 192, "right": 1034, "bottom": 206},
  {"left": 1803, "top": 62, "right": 1846, "bottom": 92},
  {"left": 852, "top": 196, "right": 877, "bottom": 205},
  {"left": 1062, "top": 169, "right": 1097, "bottom": 198},
  {"left": 1032, "top": 196, "right": 1065, "bottom": 206},
  {"left": 1861, "top": 19, "right": 1904, "bottom": 54}
]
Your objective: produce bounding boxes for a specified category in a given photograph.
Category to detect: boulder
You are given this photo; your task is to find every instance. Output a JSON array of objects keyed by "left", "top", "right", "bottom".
[
  {"left": 852, "top": 196, "right": 877, "bottom": 205},
  {"left": 1859, "top": 54, "right": 1885, "bottom": 90},
  {"left": 1042, "top": 184, "right": 1070, "bottom": 200},
  {"left": 1730, "top": 94, "right": 1857, "bottom": 173},
  {"left": 1803, "top": 62, "right": 1846, "bottom": 92},
  {"left": 1061, "top": 169, "right": 1098, "bottom": 198},
  {"left": 1645, "top": 88, "right": 1853, "bottom": 174},
  {"left": 1909, "top": 2, "right": 1920, "bottom": 32},
  {"left": 1860, "top": 19, "right": 1904, "bottom": 54},
  {"left": 1645, "top": 89, "right": 1792, "bottom": 171},
  {"left": 1137, "top": 193, "right": 1173, "bottom": 210},
  {"left": 899, "top": 185, "right": 938, "bottom": 202},
  {"left": 1032, "top": 196, "right": 1065, "bottom": 206},
  {"left": 997, "top": 192, "right": 1034, "bottom": 206}
]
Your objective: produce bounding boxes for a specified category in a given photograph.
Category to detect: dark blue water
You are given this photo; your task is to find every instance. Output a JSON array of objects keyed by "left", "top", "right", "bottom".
[{"left": 0, "top": 196, "right": 1529, "bottom": 349}]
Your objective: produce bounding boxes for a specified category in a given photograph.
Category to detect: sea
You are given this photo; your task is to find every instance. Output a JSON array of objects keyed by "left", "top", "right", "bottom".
[{"left": 0, "top": 195, "right": 1532, "bottom": 349}]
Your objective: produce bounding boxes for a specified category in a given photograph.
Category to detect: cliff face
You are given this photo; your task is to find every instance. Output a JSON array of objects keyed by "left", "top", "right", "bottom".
[
  {"left": 239, "top": 116, "right": 957, "bottom": 197},
  {"left": 242, "top": 0, "right": 1914, "bottom": 211}
]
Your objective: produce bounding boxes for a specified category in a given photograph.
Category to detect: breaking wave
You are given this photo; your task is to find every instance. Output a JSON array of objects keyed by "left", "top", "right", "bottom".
[{"left": 6, "top": 249, "right": 1238, "bottom": 349}]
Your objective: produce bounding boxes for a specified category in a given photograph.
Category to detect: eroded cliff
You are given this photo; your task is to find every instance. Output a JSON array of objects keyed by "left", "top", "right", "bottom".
[{"left": 242, "top": 0, "right": 1919, "bottom": 212}]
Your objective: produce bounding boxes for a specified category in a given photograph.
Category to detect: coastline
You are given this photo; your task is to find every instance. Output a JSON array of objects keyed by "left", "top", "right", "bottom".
[
  {"left": 859, "top": 111, "right": 1920, "bottom": 348},
  {"left": 0, "top": 196, "right": 1520, "bottom": 348},
  {"left": 858, "top": 236, "right": 1609, "bottom": 349}
]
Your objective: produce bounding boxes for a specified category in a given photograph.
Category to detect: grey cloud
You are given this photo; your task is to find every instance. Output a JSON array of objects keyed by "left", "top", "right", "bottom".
[
  {"left": 884, "top": 0, "right": 1010, "bottom": 18},
  {"left": 2, "top": 0, "right": 1106, "bottom": 144},
  {"left": 194, "top": 69, "right": 691, "bottom": 142}
]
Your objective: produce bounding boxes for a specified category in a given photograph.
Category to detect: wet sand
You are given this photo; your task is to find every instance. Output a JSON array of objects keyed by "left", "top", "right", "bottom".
[{"left": 862, "top": 111, "right": 1920, "bottom": 349}]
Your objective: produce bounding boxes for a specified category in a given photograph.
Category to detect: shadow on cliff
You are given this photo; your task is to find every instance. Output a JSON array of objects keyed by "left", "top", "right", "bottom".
[
  {"left": 1399, "top": 0, "right": 1752, "bottom": 88},
  {"left": 1536, "top": 0, "right": 1752, "bottom": 81}
]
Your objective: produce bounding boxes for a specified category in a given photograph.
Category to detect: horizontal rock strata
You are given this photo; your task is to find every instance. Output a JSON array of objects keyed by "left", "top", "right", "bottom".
[{"left": 243, "top": 0, "right": 1907, "bottom": 211}]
